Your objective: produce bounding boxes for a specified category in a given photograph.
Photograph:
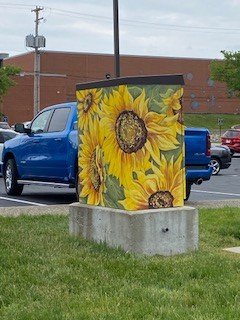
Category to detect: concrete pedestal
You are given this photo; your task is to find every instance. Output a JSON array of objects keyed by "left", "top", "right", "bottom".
[{"left": 69, "top": 203, "right": 198, "bottom": 256}]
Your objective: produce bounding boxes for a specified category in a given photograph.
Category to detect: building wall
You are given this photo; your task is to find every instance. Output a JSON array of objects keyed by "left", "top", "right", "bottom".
[
  {"left": 5, "top": 52, "right": 35, "bottom": 72},
  {"left": 2, "top": 51, "right": 240, "bottom": 124}
]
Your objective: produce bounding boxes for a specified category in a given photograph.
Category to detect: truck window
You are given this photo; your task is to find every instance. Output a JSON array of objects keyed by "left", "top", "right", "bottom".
[
  {"left": 31, "top": 110, "right": 52, "bottom": 134},
  {"left": 48, "top": 108, "right": 71, "bottom": 132}
]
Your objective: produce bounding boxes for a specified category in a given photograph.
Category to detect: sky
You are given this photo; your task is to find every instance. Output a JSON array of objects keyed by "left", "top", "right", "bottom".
[{"left": 1, "top": 0, "right": 240, "bottom": 59}]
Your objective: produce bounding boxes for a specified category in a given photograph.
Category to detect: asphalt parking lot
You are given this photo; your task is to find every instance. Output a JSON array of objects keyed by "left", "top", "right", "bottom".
[
  {"left": 189, "top": 155, "right": 240, "bottom": 202},
  {"left": 0, "top": 156, "right": 239, "bottom": 207}
]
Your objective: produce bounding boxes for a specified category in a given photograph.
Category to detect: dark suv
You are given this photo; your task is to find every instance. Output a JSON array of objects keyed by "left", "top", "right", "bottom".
[{"left": 210, "top": 145, "right": 232, "bottom": 175}]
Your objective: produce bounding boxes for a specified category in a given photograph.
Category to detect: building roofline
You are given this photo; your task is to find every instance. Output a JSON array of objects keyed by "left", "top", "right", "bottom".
[
  {"left": 41, "top": 50, "right": 219, "bottom": 61},
  {"left": 4, "top": 51, "right": 33, "bottom": 61},
  {"left": 5, "top": 49, "right": 221, "bottom": 62}
]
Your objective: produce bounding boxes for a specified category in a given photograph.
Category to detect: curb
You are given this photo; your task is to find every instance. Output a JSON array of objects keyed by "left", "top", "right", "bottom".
[
  {"left": 187, "top": 199, "right": 240, "bottom": 209},
  {"left": 0, "top": 205, "right": 69, "bottom": 217},
  {"left": 0, "top": 200, "right": 240, "bottom": 217}
]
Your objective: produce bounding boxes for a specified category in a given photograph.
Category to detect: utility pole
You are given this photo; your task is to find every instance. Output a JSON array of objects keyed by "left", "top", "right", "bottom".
[
  {"left": 113, "top": 0, "right": 120, "bottom": 77},
  {"left": 32, "top": 6, "right": 43, "bottom": 116}
]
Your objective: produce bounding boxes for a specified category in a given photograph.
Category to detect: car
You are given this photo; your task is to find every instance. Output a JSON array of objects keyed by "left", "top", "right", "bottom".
[
  {"left": 221, "top": 129, "right": 240, "bottom": 155},
  {"left": 0, "top": 122, "right": 11, "bottom": 130},
  {"left": 210, "top": 145, "right": 232, "bottom": 175},
  {"left": 0, "top": 129, "right": 20, "bottom": 174}
]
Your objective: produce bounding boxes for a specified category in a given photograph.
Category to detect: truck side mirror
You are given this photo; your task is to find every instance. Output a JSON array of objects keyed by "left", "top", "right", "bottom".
[
  {"left": 15, "top": 123, "right": 25, "bottom": 133},
  {"left": 15, "top": 123, "right": 31, "bottom": 134}
]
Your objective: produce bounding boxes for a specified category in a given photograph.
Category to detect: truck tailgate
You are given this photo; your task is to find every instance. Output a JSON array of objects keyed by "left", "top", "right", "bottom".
[{"left": 185, "top": 128, "right": 210, "bottom": 167}]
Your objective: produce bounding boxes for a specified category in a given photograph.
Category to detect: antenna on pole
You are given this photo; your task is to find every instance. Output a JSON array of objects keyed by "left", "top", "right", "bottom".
[
  {"left": 26, "top": 6, "right": 45, "bottom": 116},
  {"left": 113, "top": 0, "right": 120, "bottom": 78}
]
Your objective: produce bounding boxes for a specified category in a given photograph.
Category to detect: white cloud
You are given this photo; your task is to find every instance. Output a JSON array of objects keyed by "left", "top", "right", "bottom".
[
  {"left": 1, "top": 0, "right": 240, "bottom": 58},
  {"left": 71, "top": 21, "right": 113, "bottom": 37}
]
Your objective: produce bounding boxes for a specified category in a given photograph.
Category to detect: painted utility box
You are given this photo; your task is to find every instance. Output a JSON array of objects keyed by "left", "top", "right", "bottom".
[{"left": 76, "top": 75, "right": 185, "bottom": 210}]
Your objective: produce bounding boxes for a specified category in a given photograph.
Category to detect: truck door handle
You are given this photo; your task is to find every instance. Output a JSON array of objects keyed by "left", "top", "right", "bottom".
[
  {"left": 33, "top": 140, "right": 40, "bottom": 143},
  {"left": 54, "top": 138, "right": 62, "bottom": 141}
]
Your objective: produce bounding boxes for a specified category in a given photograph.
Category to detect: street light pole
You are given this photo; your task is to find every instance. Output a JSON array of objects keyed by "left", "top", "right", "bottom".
[{"left": 113, "top": 0, "right": 120, "bottom": 78}]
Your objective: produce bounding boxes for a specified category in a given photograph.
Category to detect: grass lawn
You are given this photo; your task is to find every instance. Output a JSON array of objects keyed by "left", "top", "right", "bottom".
[
  {"left": 184, "top": 113, "right": 240, "bottom": 131},
  {"left": 1, "top": 208, "right": 240, "bottom": 320}
]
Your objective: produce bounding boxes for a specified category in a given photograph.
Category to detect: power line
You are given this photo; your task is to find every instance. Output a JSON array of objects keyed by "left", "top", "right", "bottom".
[
  {"left": 43, "top": 7, "right": 240, "bottom": 32},
  {"left": 1, "top": 3, "right": 240, "bottom": 34},
  {"left": 0, "top": 3, "right": 33, "bottom": 9}
]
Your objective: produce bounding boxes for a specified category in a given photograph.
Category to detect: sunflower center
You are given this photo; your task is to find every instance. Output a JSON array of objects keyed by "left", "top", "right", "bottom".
[
  {"left": 115, "top": 110, "right": 147, "bottom": 153},
  {"left": 89, "top": 150, "right": 101, "bottom": 191},
  {"left": 148, "top": 191, "right": 174, "bottom": 208},
  {"left": 83, "top": 93, "right": 93, "bottom": 112}
]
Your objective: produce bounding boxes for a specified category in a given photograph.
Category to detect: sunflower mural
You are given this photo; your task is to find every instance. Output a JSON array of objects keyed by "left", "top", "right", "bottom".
[
  {"left": 76, "top": 75, "right": 185, "bottom": 210},
  {"left": 78, "top": 116, "right": 106, "bottom": 206},
  {"left": 160, "top": 87, "right": 185, "bottom": 135},
  {"left": 119, "top": 153, "right": 185, "bottom": 210},
  {"left": 77, "top": 88, "right": 103, "bottom": 131}
]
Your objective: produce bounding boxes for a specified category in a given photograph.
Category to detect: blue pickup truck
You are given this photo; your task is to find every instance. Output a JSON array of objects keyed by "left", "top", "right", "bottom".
[
  {"left": 185, "top": 127, "right": 212, "bottom": 199},
  {"left": 2, "top": 102, "right": 212, "bottom": 200}
]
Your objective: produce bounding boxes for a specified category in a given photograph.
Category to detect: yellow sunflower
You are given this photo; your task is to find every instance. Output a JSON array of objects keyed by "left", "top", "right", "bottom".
[
  {"left": 162, "top": 87, "right": 185, "bottom": 135},
  {"left": 78, "top": 117, "right": 106, "bottom": 206},
  {"left": 162, "top": 88, "right": 183, "bottom": 111},
  {"left": 76, "top": 88, "right": 102, "bottom": 131},
  {"left": 99, "top": 85, "right": 180, "bottom": 187},
  {"left": 119, "top": 153, "right": 185, "bottom": 210}
]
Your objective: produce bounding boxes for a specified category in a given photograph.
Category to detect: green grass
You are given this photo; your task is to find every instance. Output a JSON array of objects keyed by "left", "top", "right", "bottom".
[
  {"left": 184, "top": 113, "right": 240, "bottom": 131},
  {"left": 0, "top": 208, "right": 240, "bottom": 319}
]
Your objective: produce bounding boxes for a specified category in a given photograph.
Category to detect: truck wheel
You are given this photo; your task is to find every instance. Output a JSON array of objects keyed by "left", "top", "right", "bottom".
[
  {"left": 185, "top": 182, "right": 191, "bottom": 201},
  {"left": 210, "top": 157, "right": 221, "bottom": 175},
  {"left": 4, "top": 159, "right": 24, "bottom": 196}
]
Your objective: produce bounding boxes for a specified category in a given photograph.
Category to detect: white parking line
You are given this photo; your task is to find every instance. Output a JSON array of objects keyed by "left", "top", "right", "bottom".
[
  {"left": 225, "top": 175, "right": 239, "bottom": 177},
  {"left": 192, "top": 190, "right": 240, "bottom": 197},
  {"left": 0, "top": 196, "right": 47, "bottom": 206}
]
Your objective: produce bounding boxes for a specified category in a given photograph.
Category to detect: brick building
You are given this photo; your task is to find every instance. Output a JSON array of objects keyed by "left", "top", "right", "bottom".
[{"left": 2, "top": 50, "right": 240, "bottom": 124}]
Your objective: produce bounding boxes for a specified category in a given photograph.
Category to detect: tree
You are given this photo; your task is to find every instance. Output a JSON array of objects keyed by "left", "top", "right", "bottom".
[
  {"left": 210, "top": 50, "right": 240, "bottom": 97},
  {"left": 0, "top": 65, "right": 21, "bottom": 102}
]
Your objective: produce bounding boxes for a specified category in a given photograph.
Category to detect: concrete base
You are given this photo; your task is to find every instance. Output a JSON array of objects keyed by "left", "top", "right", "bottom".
[{"left": 69, "top": 203, "right": 198, "bottom": 256}]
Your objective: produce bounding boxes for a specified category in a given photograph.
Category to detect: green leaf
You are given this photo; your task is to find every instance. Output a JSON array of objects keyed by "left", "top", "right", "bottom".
[
  {"left": 105, "top": 174, "right": 125, "bottom": 202},
  {"left": 128, "top": 85, "right": 143, "bottom": 99},
  {"left": 210, "top": 50, "right": 240, "bottom": 97},
  {"left": 0, "top": 65, "right": 21, "bottom": 101},
  {"left": 79, "top": 196, "right": 87, "bottom": 204},
  {"left": 103, "top": 193, "right": 124, "bottom": 209}
]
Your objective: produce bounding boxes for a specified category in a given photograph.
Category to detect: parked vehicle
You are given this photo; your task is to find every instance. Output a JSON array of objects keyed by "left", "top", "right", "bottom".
[
  {"left": 2, "top": 102, "right": 78, "bottom": 196},
  {"left": 185, "top": 128, "right": 212, "bottom": 200},
  {"left": 0, "top": 122, "right": 11, "bottom": 130},
  {"left": 2, "top": 102, "right": 212, "bottom": 201},
  {"left": 210, "top": 145, "right": 232, "bottom": 175},
  {"left": 221, "top": 129, "right": 240, "bottom": 155},
  {"left": 0, "top": 129, "right": 20, "bottom": 174}
]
